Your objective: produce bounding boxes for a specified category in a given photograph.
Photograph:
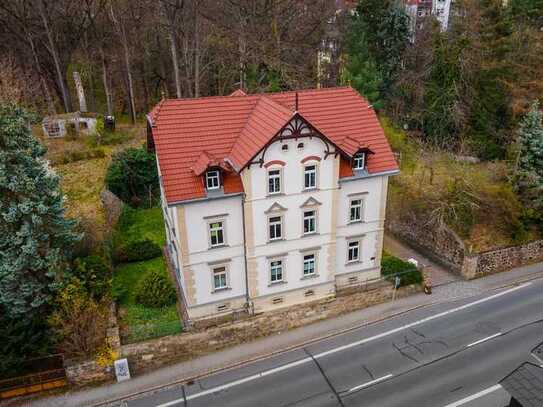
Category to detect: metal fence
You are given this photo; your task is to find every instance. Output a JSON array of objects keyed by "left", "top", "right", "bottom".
[{"left": 0, "top": 354, "right": 67, "bottom": 399}]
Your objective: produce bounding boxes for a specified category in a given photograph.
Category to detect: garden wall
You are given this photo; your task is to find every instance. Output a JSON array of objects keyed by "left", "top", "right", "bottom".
[
  {"left": 65, "top": 283, "right": 421, "bottom": 386},
  {"left": 462, "top": 240, "right": 543, "bottom": 279},
  {"left": 387, "top": 213, "right": 466, "bottom": 272}
]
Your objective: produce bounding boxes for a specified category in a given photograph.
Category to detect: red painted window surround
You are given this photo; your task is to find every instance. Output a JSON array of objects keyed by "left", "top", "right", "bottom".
[
  {"left": 300, "top": 155, "right": 322, "bottom": 164},
  {"left": 264, "top": 160, "right": 286, "bottom": 168}
]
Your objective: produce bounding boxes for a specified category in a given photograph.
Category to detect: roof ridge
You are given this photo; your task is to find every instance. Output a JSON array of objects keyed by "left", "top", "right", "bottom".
[{"left": 226, "top": 96, "right": 294, "bottom": 168}]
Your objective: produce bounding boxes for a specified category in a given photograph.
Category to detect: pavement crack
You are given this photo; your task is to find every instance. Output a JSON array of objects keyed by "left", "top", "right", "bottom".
[
  {"left": 393, "top": 342, "right": 420, "bottom": 363},
  {"left": 304, "top": 347, "right": 346, "bottom": 407},
  {"left": 411, "top": 328, "right": 426, "bottom": 338},
  {"left": 362, "top": 364, "right": 375, "bottom": 381}
]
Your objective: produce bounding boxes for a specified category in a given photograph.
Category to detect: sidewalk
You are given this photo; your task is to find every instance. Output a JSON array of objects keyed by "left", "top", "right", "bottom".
[
  {"left": 20, "top": 261, "right": 543, "bottom": 407},
  {"left": 384, "top": 233, "right": 460, "bottom": 286}
]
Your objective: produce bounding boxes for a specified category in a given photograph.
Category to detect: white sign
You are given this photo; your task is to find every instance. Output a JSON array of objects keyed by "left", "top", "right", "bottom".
[{"left": 114, "top": 358, "right": 131, "bottom": 382}]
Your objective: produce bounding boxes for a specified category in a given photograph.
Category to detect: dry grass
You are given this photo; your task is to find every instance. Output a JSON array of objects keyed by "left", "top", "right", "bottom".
[
  {"left": 36, "top": 124, "right": 146, "bottom": 240},
  {"left": 382, "top": 117, "right": 540, "bottom": 252}
]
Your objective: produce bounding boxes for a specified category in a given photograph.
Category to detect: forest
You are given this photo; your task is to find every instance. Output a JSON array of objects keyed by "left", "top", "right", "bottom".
[{"left": 1, "top": 0, "right": 542, "bottom": 380}]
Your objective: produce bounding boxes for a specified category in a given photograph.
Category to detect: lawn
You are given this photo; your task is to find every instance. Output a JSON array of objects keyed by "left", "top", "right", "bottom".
[{"left": 112, "top": 207, "right": 182, "bottom": 343}]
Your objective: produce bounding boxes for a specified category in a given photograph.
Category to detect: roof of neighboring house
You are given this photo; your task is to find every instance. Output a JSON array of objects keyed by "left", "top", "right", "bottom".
[
  {"left": 148, "top": 86, "right": 398, "bottom": 204},
  {"left": 500, "top": 362, "right": 543, "bottom": 407}
]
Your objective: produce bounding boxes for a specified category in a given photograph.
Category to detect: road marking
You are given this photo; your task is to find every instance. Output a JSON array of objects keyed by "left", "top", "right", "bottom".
[
  {"left": 443, "top": 384, "right": 503, "bottom": 407},
  {"left": 348, "top": 374, "right": 393, "bottom": 393},
  {"left": 154, "top": 283, "right": 530, "bottom": 407},
  {"left": 314, "top": 283, "right": 530, "bottom": 360},
  {"left": 466, "top": 333, "right": 502, "bottom": 348}
]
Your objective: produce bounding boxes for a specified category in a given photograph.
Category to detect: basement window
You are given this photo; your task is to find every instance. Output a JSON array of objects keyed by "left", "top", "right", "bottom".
[{"left": 272, "top": 297, "right": 284, "bottom": 305}]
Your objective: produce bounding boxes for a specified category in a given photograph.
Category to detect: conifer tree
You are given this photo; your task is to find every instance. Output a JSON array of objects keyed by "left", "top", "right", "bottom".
[
  {"left": 515, "top": 101, "right": 543, "bottom": 212},
  {"left": 0, "top": 104, "right": 79, "bottom": 318}
]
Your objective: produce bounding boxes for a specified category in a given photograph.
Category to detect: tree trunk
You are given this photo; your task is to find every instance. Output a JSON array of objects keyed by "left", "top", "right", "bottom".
[
  {"left": 109, "top": 4, "right": 136, "bottom": 123},
  {"left": 194, "top": 4, "right": 201, "bottom": 97},
  {"left": 169, "top": 31, "right": 182, "bottom": 98},
  {"left": 100, "top": 48, "right": 113, "bottom": 116},
  {"left": 26, "top": 31, "right": 56, "bottom": 115},
  {"left": 39, "top": 0, "right": 71, "bottom": 112}
]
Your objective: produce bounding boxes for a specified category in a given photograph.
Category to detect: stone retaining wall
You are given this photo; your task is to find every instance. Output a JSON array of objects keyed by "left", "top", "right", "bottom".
[
  {"left": 65, "top": 283, "right": 421, "bottom": 386},
  {"left": 462, "top": 240, "right": 543, "bottom": 279},
  {"left": 387, "top": 214, "right": 466, "bottom": 272}
]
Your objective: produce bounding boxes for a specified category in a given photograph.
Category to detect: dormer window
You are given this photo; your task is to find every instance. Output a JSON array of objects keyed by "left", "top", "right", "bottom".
[
  {"left": 353, "top": 153, "right": 366, "bottom": 170},
  {"left": 206, "top": 170, "right": 220, "bottom": 190}
]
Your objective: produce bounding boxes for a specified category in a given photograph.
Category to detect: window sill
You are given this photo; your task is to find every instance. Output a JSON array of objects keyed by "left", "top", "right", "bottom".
[
  {"left": 211, "top": 286, "right": 231, "bottom": 293},
  {"left": 301, "top": 273, "right": 318, "bottom": 280},
  {"left": 301, "top": 232, "right": 319, "bottom": 238},
  {"left": 348, "top": 220, "right": 364, "bottom": 225},
  {"left": 345, "top": 260, "right": 361, "bottom": 266},
  {"left": 268, "top": 280, "right": 287, "bottom": 287},
  {"left": 267, "top": 192, "right": 284, "bottom": 197},
  {"left": 268, "top": 238, "right": 285, "bottom": 244},
  {"left": 302, "top": 187, "right": 319, "bottom": 193},
  {"left": 209, "top": 244, "right": 229, "bottom": 250}
]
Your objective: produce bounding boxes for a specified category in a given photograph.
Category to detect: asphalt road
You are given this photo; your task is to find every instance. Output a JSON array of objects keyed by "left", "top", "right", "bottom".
[{"left": 125, "top": 279, "right": 543, "bottom": 407}]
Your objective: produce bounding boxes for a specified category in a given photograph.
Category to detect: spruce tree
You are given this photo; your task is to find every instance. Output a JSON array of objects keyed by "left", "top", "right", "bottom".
[
  {"left": 0, "top": 104, "right": 79, "bottom": 318},
  {"left": 515, "top": 101, "right": 543, "bottom": 211}
]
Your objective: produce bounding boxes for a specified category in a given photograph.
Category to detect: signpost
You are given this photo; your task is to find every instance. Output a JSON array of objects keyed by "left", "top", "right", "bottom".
[
  {"left": 114, "top": 359, "right": 131, "bottom": 382},
  {"left": 392, "top": 275, "right": 401, "bottom": 302}
]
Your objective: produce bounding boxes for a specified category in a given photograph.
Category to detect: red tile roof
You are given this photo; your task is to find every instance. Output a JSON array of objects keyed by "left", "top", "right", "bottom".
[{"left": 149, "top": 87, "right": 398, "bottom": 204}]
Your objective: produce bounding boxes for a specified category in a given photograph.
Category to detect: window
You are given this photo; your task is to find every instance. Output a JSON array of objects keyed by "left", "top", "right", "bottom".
[
  {"left": 209, "top": 221, "right": 225, "bottom": 247},
  {"left": 206, "top": 170, "right": 220, "bottom": 190},
  {"left": 269, "top": 216, "right": 282, "bottom": 240},
  {"left": 303, "top": 210, "right": 316, "bottom": 234},
  {"left": 282, "top": 144, "right": 289, "bottom": 151},
  {"left": 303, "top": 254, "right": 316, "bottom": 276},
  {"left": 270, "top": 260, "right": 283, "bottom": 283},
  {"left": 213, "top": 266, "right": 228, "bottom": 290},
  {"left": 268, "top": 169, "right": 281, "bottom": 194},
  {"left": 353, "top": 153, "right": 365, "bottom": 170},
  {"left": 348, "top": 241, "right": 360, "bottom": 262},
  {"left": 350, "top": 199, "right": 363, "bottom": 222},
  {"left": 304, "top": 164, "right": 317, "bottom": 189}
]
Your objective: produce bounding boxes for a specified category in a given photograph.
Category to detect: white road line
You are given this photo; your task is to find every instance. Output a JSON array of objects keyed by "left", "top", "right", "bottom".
[
  {"left": 442, "top": 384, "right": 503, "bottom": 407},
  {"left": 348, "top": 374, "right": 393, "bottom": 393},
  {"left": 154, "top": 283, "right": 531, "bottom": 407},
  {"left": 313, "top": 283, "right": 530, "bottom": 360},
  {"left": 466, "top": 332, "right": 502, "bottom": 348}
]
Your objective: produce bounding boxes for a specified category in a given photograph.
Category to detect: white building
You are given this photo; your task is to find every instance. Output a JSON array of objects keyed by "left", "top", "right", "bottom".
[{"left": 147, "top": 87, "right": 399, "bottom": 324}]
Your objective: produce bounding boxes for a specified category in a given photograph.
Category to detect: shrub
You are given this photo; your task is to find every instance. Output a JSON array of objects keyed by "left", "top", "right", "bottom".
[
  {"left": 381, "top": 254, "right": 423, "bottom": 287},
  {"left": 114, "top": 238, "right": 162, "bottom": 263},
  {"left": 105, "top": 147, "right": 159, "bottom": 208},
  {"left": 48, "top": 279, "right": 109, "bottom": 357},
  {"left": 73, "top": 255, "right": 112, "bottom": 299},
  {"left": 134, "top": 268, "right": 177, "bottom": 308}
]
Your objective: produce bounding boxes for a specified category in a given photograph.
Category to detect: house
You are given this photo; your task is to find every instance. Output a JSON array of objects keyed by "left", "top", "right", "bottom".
[
  {"left": 404, "top": 0, "right": 453, "bottom": 34},
  {"left": 147, "top": 87, "right": 398, "bottom": 324},
  {"left": 500, "top": 362, "right": 543, "bottom": 406}
]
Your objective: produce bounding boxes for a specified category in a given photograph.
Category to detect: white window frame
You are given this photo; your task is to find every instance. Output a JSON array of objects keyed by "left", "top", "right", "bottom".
[
  {"left": 206, "top": 169, "right": 220, "bottom": 190},
  {"left": 303, "top": 253, "right": 317, "bottom": 276},
  {"left": 303, "top": 209, "right": 317, "bottom": 235},
  {"left": 267, "top": 168, "right": 282, "bottom": 195},
  {"left": 303, "top": 164, "right": 317, "bottom": 190},
  {"left": 347, "top": 240, "right": 360, "bottom": 263},
  {"left": 268, "top": 215, "right": 283, "bottom": 241},
  {"left": 269, "top": 259, "right": 284, "bottom": 283},
  {"left": 349, "top": 198, "right": 363, "bottom": 223},
  {"left": 353, "top": 153, "right": 365, "bottom": 170},
  {"left": 208, "top": 220, "right": 226, "bottom": 247},
  {"left": 212, "top": 265, "right": 228, "bottom": 291}
]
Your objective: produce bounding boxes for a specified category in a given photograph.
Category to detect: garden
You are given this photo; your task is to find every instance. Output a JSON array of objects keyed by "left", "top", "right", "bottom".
[{"left": 112, "top": 207, "right": 182, "bottom": 343}]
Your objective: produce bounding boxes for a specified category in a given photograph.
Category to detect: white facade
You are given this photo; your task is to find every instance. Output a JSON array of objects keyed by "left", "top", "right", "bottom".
[{"left": 160, "top": 117, "right": 394, "bottom": 321}]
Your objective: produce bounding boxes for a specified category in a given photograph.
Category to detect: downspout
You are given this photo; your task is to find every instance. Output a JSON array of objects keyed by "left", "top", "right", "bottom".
[{"left": 241, "top": 192, "right": 252, "bottom": 315}]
